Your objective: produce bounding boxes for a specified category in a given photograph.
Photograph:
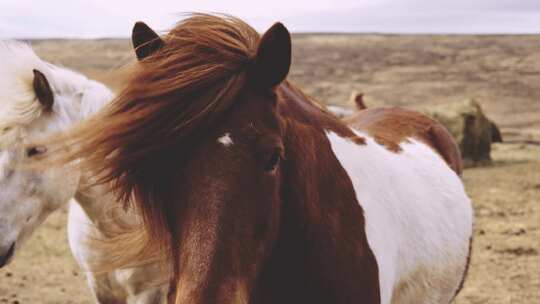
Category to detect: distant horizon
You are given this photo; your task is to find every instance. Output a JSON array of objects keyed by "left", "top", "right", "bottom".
[
  {"left": 13, "top": 31, "right": 540, "bottom": 41},
  {"left": 2, "top": 0, "right": 540, "bottom": 39}
]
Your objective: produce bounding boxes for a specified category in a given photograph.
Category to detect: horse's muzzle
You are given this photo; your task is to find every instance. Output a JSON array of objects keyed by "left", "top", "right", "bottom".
[{"left": 0, "top": 242, "right": 15, "bottom": 268}]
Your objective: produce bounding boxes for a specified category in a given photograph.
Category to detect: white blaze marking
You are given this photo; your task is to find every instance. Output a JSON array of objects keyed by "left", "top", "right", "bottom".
[
  {"left": 217, "top": 133, "right": 234, "bottom": 147},
  {"left": 326, "top": 130, "right": 473, "bottom": 304}
]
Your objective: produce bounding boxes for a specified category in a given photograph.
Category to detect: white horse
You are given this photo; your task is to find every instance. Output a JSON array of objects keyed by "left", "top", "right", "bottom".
[{"left": 0, "top": 41, "right": 167, "bottom": 303}]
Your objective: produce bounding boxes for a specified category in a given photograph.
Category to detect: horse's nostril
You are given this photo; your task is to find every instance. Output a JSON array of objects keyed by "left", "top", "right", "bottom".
[{"left": 0, "top": 242, "right": 15, "bottom": 268}]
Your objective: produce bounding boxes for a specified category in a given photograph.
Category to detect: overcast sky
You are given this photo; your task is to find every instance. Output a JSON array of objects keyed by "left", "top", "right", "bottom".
[{"left": 1, "top": 0, "right": 540, "bottom": 38}]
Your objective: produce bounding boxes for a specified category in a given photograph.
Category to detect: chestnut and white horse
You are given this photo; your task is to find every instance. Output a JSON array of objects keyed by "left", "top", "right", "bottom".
[
  {"left": 47, "top": 14, "right": 474, "bottom": 304},
  {"left": 0, "top": 41, "right": 167, "bottom": 303}
]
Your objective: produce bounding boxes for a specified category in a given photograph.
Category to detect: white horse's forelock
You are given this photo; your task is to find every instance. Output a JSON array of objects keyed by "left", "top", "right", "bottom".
[
  {"left": 0, "top": 41, "right": 109, "bottom": 148},
  {"left": 0, "top": 41, "right": 48, "bottom": 143}
]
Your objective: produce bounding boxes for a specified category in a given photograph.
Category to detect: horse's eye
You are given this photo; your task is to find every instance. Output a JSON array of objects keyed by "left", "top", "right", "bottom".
[
  {"left": 26, "top": 146, "right": 47, "bottom": 158},
  {"left": 264, "top": 149, "right": 282, "bottom": 172}
]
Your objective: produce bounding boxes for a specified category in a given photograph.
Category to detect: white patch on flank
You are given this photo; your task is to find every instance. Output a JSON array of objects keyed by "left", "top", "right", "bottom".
[
  {"left": 326, "top": 130, "right": 473, "bottom": 304},
  {"left": 217, "top": 132, "right": 234, "bottom": 147}
]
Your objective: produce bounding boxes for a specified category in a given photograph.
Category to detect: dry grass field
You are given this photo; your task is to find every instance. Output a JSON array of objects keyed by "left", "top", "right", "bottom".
[{"left": 1, "top": 35, "right": 539, "bottom": 303}]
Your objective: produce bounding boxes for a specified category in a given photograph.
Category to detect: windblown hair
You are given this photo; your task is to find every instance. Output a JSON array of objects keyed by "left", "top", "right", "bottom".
[
  {"left": 0, "top": 41, "right": 112, "bottom": 149},
  {"left": 0, "top": 42, "right": 50, "bottom": 147},
  {"left": 48, "top": 13, "right": 261, "bottom": 277}
]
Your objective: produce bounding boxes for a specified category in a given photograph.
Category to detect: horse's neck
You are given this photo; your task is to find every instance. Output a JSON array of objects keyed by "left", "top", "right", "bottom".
[
  {"left": 74, "top": 178, "right": 120, "bottom": 229},
  {"left": 260, "top": 84, "right": 380, "bottom": 303},
  {"left": 54, "top": 74, "right": 117, "bottom": 227},
  {"left": 278, "top": 83, "right": 358, "bottom": 137},
  {"left": 54, "top": 78, "right": 112, "bottom": 126}
]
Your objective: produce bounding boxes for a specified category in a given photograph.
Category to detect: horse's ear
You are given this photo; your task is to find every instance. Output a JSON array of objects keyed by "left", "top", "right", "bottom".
[
  {"left": 132, "top": 21, "right": 164, "bottom": 61},
  {"left": 250, "top": 22, "right": 291, "bottom": 88},
  {"left": 32, "top": 69, "right": 54, "bottom": 111}
]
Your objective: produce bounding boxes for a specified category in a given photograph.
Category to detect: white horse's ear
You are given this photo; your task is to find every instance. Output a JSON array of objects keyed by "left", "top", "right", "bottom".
[
  {"left": 250, "top": 22, "right": 291, "bottom": 88},
  {"left": 32, "top": 69, "right": 54, "bottom": 111},
  {"left": 132, "top": 21, "right": 164, "bottom": 61}
]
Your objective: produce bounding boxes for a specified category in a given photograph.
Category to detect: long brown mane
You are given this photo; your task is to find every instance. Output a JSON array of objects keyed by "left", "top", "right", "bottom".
[{"left": 49, "top": 14, "right": 261, "bottom": 269}]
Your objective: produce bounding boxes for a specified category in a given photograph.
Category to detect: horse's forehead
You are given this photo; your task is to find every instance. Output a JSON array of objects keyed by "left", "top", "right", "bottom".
[
  {"left": 0, "top": 126, "right": 24, "bottom": 151},
  {"left": 217, "top": 132, "right": 234, "bottom": 147},
  {"left": 217, "top": 119, "right": 279, "bottom": 147},
  {"left": 215, "top": 99, "right": 281, "bottom": 141},
  {"left": 0, "top": 113, "right": 60, "bottom": 153}
]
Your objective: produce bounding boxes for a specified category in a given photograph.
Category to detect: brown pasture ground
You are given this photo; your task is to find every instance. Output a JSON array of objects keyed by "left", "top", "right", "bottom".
[{"left": 1, "top": 35, "right": 539, "bottom": 303}]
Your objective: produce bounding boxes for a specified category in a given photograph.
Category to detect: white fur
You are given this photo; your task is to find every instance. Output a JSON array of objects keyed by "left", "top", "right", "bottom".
[
  {"left": 0, "top": 42, "right": 48, "bottom": 129},
  {"left": 69, "top": 184, "right": 168, "bottom": 303},
  {"left": 326, "top": 130, "right": 473, "bottom": 304},
  {"left": 217, "top": 132, "right": 234, "bottom": 147},
  {"left": 0, "top": 41, "right": 165, "bottom": 303},
  {"left": 0, "top": 41, "right": 102, "bottom": 258},
  {"left": 0, "top": 41, "right": 112, "bottom": 148}
]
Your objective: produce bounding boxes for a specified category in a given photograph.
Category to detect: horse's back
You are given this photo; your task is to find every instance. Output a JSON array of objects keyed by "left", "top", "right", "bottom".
[
  {"left": 327, "top": 110, "right": 473, "bottom": 303},
  {"left": 345, "top": 107, "right": 463, "bottom": 176}
]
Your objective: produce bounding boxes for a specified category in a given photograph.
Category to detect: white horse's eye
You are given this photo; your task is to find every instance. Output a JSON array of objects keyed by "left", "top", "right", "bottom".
[{"left": 26, "top": 146, "right": 47, "bottom": 158}]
